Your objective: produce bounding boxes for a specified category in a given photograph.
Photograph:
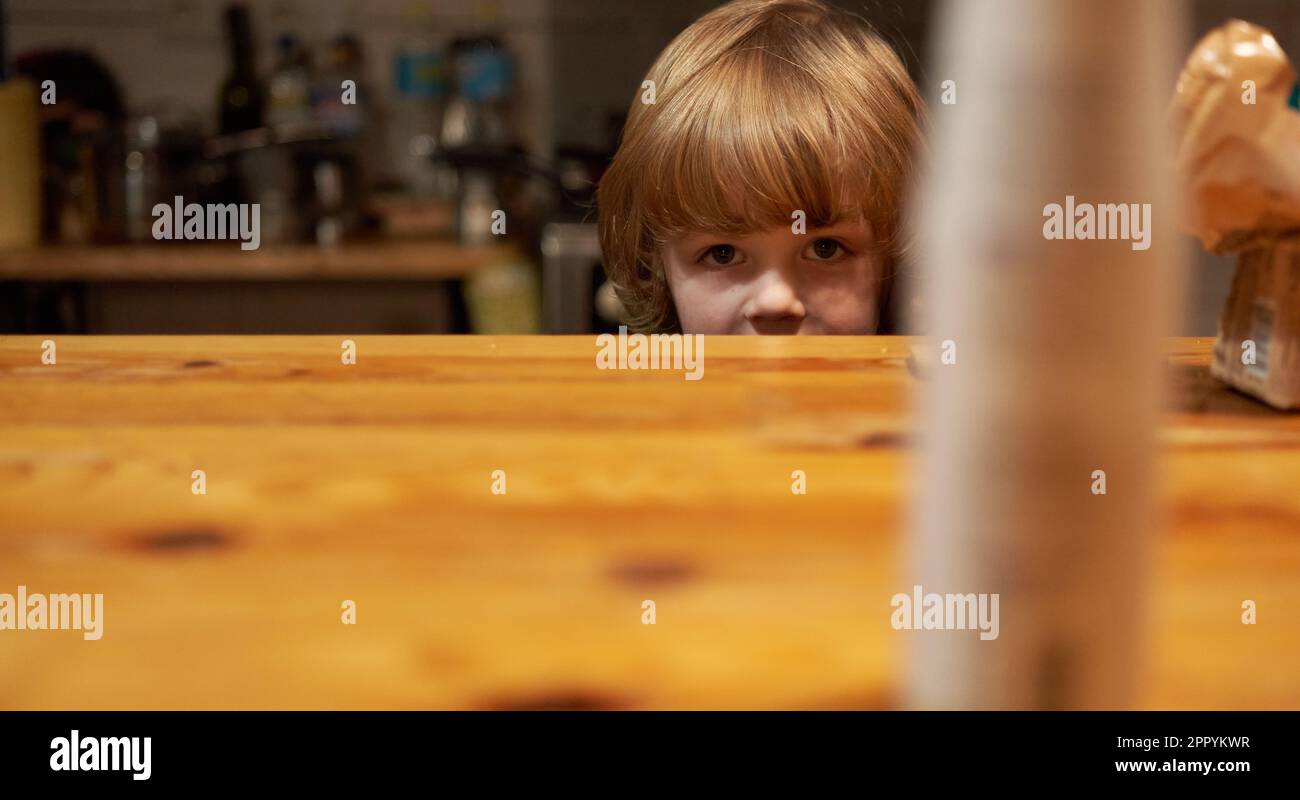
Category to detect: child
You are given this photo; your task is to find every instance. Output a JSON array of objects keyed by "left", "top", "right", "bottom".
[{"left": 598, "top": 0, "right": 922, "bottom": 334}]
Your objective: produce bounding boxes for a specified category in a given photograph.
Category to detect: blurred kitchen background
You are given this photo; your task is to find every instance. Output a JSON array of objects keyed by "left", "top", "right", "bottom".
[{"left": 0, "top": 0, "right": 1292, "bottom": 334}]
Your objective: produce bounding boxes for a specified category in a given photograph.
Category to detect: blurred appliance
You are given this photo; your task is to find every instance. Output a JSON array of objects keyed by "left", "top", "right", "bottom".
[
  {"left": 123, "top": 107, "right": 204, "bottom": 242},
  {"left": 440, "top": 36, "right": 513, "bottom": 151},
  {"left": 541, "top": 222, "right": 621, "bottom": 333},
  {"left": 0, "top": 77, "right": 40, "bottom": 249},
  {"left": 391, "top": 38, "right": 448, "bottom": 197},
  {"left": 438, "top": 36, "right": 515, "bottom": 245},
  {"left": 204, "top": 124, "right": 366, "bottom": 246},
  {"left": 14, "top": 49, "right": 126, "bottom": 243}
]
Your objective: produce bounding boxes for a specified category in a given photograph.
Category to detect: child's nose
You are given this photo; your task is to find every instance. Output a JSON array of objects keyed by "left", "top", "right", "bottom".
[{"left": 742, "top": 271, "right": 807, "bottom": 330}]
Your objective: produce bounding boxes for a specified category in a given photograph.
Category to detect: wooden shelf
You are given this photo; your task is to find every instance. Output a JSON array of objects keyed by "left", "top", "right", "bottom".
[{"left": 0, "top": 239, "right": 520, "bottom": 282}]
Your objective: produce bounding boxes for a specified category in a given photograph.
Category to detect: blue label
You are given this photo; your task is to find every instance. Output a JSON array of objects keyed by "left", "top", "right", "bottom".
[
  {"left": 395, "top": 50, "right": 447, "bottom": 100},
  {"left": 458, "top": 49, "right": 513, "bottom": 102}
]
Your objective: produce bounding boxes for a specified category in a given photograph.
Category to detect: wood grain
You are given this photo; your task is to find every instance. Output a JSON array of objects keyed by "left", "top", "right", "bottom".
[{"left": 0, "top": 335, "right": 1296, "bottom": 709}]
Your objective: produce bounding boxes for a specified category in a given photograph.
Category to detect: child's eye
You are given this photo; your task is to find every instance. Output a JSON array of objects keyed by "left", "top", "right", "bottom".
[
  {"left": 806, "top": 238, "right": 844, "bottom": 261},
  {"left": 701, "top": 244, "right": 738, "bottom": 266}
]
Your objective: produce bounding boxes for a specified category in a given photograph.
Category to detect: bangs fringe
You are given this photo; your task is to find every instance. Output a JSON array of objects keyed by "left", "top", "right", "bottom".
[{"left": 639, "top": 44, "right": 901, "bottom": 246}]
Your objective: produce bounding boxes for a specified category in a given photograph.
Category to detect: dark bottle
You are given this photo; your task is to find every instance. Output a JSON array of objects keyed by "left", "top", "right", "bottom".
[{"left": 217, "top": 4, "right": 265, "bottom": 135}]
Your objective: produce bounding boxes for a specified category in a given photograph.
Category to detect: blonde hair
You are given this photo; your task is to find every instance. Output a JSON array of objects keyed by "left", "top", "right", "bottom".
[{"left": 598, "top": 0, "right": 923, "bottom": 332}]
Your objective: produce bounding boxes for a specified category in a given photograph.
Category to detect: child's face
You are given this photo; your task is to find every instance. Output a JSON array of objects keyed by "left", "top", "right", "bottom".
[{"left": 660, "top": 219, "right": 883, "bottom": 334}]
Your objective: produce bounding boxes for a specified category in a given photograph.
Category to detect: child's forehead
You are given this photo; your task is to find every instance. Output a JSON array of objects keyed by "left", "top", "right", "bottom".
[
  {"left": 651, "top": 190, "right": 874, "bottom": 238},
  {"left": 674, "top": 215, "right": 873, "bottom": 234}
]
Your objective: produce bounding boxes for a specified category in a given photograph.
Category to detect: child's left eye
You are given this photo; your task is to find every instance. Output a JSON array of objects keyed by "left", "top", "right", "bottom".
[
  {"left": 806, "top": 238, "right": 844, "bottom": 260},
  {"left": 697, "top": 244, "right": 741, "bottom": 267}
]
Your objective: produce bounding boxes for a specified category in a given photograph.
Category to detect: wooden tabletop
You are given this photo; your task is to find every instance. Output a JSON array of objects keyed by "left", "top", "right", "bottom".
[
  {"left": 0, "top": 335, "right": 1296, "bottom": 709},
  {"left": 0, "top": 240, "right": 519, "bottom": 282}
]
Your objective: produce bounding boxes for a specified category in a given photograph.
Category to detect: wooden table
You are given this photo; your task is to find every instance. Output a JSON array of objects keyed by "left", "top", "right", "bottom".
[{"left": 0, "top": 336, "right": 1296, "bottom": 709}]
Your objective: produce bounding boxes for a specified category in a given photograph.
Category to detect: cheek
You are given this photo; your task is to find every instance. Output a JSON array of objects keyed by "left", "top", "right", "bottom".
[
  {"left": 663, "top": 252, "right": 747, "bottom": 332},
  {"left": 801, "top": 255, "right": 884, "bottom": 333}
]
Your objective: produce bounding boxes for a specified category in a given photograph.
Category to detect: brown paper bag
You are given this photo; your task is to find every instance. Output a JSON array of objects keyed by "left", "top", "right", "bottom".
[{"left": 1212, "top": 239, "right": 1300, "bottom": 409}]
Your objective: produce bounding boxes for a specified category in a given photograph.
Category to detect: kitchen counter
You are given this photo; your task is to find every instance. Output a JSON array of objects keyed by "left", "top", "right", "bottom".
[
  {"left": 0, "top": 335, "right": 1296, "bottom": 709},
  {"left": 0, "top": 240, "right": 519, "bottom": 282},
  {"left": 0, "top": 239, "right": 525, "bottom": 334}
]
